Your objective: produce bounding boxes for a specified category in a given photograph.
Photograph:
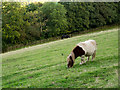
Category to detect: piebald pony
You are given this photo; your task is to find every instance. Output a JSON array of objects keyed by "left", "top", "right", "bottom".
[{"left": 67, "top": 40, "right": 97, "bottom": 68}]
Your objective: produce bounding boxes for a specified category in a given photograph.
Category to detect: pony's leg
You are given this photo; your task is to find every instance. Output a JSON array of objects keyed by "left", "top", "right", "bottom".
[
  {"left": 87, "top": 56, "right": 90, "bottom": 61},
  {"left": 80, "top": 55, "right": 85, "bottom": 65},
  {"left": 92, "top": 50, "right": 96, "bottom": 61}
]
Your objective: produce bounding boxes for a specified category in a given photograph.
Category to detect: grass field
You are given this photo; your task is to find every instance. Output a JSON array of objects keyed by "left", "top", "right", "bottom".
[{"left": 2, "top": 28, "right": 118, "bottom": 88}]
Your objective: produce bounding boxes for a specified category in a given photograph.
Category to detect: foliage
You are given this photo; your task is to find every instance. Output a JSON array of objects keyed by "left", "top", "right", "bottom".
[
  {"left": 59, "top": 2, "right": 118, "bottom": 31},
  {"left": 63, "top": 2, "right": 90, "bottom": 32},
  {"left": 2, "top": 2, "right": 25, "bottom": 51},
  {"left": 40, "top": 2, "right": 68, "bottom": 37},
  {"left": 26, "top": 2, "right": 42, "bottom": 12}
]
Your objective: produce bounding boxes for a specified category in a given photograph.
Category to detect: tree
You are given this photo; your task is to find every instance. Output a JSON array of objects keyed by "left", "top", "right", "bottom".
[
  {"left": 2, "top": 2, "right": 24, "bottom": 44},
  {"left": 26, "top": 2, "right": 42, "bottom": 12},
  {"left": 59, "top": 2, "right": 90, "bottom": 33},
  {"left": 40, "top": 2, "right": 68, "bottom": 37}
]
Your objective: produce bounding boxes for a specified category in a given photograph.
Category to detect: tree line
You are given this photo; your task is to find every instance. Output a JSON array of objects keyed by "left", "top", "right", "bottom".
[{"left": 2, "top": 2, "right": 119, "bottom": 52}]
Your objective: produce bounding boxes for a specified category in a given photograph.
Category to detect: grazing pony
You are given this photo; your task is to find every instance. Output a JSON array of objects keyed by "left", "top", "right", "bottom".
[{"left": 67, "top": 40, "right": 97, "bottom": 68}]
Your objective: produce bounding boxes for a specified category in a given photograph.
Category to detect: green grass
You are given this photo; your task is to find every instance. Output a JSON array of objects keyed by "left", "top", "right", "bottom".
[{"left": 2, "top": 28, "right": 118, "bottom": 88}]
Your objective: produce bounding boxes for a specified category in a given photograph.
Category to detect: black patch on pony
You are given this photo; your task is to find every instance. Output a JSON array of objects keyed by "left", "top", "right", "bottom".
[{"left": 73, "top": 46, "right": 85, "bottom": 59}]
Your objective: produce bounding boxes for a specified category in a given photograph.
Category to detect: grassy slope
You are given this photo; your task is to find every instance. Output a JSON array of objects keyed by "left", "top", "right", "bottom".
[{"left": 2, "top": 28, "right": 118, "bottom": 88}]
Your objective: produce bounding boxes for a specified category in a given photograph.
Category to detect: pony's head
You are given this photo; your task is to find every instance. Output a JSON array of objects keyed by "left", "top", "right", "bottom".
[{"left": 67, "top": 54, "right": 74, "bottom": 68}]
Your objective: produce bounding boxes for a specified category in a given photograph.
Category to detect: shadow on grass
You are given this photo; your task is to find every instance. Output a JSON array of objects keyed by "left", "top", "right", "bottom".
[{"left": 73, "top": 60, "right": 98, "bottom": 68}]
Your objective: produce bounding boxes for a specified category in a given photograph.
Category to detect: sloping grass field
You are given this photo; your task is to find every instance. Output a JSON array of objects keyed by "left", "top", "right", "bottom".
[{"left": 2, "top": 28, "right": 118, "bottom": 88}]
